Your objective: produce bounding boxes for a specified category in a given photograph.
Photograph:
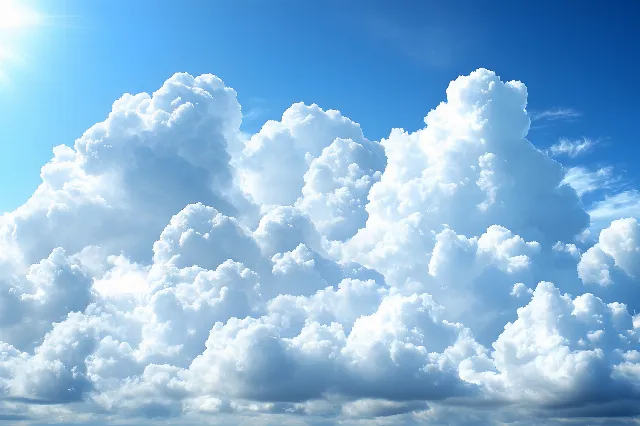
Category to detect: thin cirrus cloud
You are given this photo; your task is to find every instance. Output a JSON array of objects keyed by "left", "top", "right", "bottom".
[
  {"left": 562, "top": 166, "right": 616, "bottom": 197},
  {"left": 530, "top": 106, "right": 582, "bottom": 122},
  {"left": 0, "top": 69, "right": 639, "bottom": 426},
  {"left": 589, "top": 190, "right": 640, "bottom": 229},
  {"left": 547, "top": 137, "right": 597, "bottom": 158},
  {"left": 560, "top": 164, "right": 640, "bottom": 234}
]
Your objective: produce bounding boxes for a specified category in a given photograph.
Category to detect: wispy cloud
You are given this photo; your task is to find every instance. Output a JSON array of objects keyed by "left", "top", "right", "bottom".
[
  {"left": 547, "top": 137, "right": 597, "bottom": 158},
  {"left": 243, "top": 105, "right": 270, "bottom": 122},
  {"left": 562, "top": 166, "right": 616, "bottom": 197},
  {"left": 241, "top": 97, "right": 271, "bottom": 124},
  {"left": 530, "top": 107, "right": 582, "bottom": 122},
  {"left": 588, "top": 190, "right": 640, "bottom": 228},
  {"left": 562, "top": 164, "right": 640, "bottom": 232}
]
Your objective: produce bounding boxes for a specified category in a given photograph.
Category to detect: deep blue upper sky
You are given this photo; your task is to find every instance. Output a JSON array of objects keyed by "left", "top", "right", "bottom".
[{"left": 1, "top": 0, "right": 638, "bottom": 213}]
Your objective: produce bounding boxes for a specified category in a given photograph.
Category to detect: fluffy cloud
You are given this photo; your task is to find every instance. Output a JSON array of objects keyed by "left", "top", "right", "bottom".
[
  {"left": 0, "top": 68, "right": 638, "bottom": 425},
  {"left": 464, "top": 281, "right": 640, "bottom": 416},
  {"left": 579, "top": 218, "right": 640, "bottom": 286},
  {"left": 297, "top": 137, "right": 386, "bottom": 241},
  {"left": 0, "top": 73, "right": 247, "bottom": 269}
]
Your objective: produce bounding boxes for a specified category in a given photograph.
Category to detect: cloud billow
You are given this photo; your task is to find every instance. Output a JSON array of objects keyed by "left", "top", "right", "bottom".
[{"left": 0, "top": 68, "right": 638, "bottom": 425}]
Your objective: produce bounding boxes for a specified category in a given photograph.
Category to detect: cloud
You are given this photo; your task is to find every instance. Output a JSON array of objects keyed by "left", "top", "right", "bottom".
[
  {"left": 236, "top": 102, "right": 373, "bottom": 209},
  {"left": 240, "top": 98, "right": 272, "bottom": 133},
  {"left": 589, "top": 190, "right": 640, "bottom": 228},
  {"left": 530, "top": 107, "right": 582, "bottom": 122},
  {"left": 562, "top": 166, "right": 616, "bottom": 197},
  {"left": 578, "top": 218, "right": 640, "bottom": 286},
  {"left": 547, "top": 137, "right": 596, "bottom": 158},
  {"left": 0, "top": 68, "right": 638, "bottom": 426},
  {"left": 471, "top": 281, "right": 639, "bottom": 415},
  {"left": 560, "top": 166, "right": 639, "bottom": 235}
]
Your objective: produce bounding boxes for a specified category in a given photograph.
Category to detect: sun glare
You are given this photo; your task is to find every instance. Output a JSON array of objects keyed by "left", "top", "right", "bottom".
[
  {"left": 0, "top": 1, "right": 42, "bottom": 83},
  {"left": 0, "top": 0, "right": 41, "bottom": 30}
]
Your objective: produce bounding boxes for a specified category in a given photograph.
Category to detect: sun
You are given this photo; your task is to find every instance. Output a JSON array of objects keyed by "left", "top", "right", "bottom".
[
  {"left": 0, "top": 0, "right": 42, "bottom": 83},
  {"left": 0, "top": 0, "right": 41, "bottom": 30}
]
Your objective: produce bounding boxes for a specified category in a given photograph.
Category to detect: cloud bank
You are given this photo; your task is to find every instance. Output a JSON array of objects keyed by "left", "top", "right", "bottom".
[{"left": 0, "top": 69, "right": 639, "bottom": 425}]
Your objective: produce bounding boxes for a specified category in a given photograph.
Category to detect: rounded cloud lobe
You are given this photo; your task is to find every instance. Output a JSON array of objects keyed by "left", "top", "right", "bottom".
[{"left": 0, "top": 69, "right": 638, "bottom": 425}]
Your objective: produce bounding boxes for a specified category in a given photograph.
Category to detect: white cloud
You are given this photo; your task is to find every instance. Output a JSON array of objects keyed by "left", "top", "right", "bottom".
[
  {"left": 578, "top": 218, "right": 640, "bottom": 286},
  {"left": 560, "top": 166, "right": 640, "bottom": 235},
  {"left": 589, "top": 190, "right": 640, "bottom": 228},
  {"left": 297, "top": 137, "right": 385, "bottom": 241},
  {"left": 547, "top": 137, "right": 596, "bottom": 158},
  {"left": 235, "top": 103, "right": 373, "bottom": 209},
  {"left": 562, "top": 166, "right": 616, "bottom": 197},
  {"left": 530, "top": 107, "right": 582, "bottom": 122},
  {"left": 510, "top": 282, "right": 533, "bottom": 297},
  {"left": 0, "top": 68, "right": 638, "bottom": 426},
  {"left": 465, "top": 281, "right": 638, "bottom": 411}
]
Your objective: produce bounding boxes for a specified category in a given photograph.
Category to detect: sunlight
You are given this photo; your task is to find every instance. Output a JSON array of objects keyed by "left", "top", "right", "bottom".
[
  {"left": 0, "top": 0, "right": 41, "bottom": 29},
  {"left": 0, "top": 0, "right": 42, "bottom": 82}
]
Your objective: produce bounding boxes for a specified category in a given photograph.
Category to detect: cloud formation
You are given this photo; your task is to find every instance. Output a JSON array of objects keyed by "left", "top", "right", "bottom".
[
  {"left": 547, "top": 137, "right": 596, "bottom": 158},
  {"left": 589, "top": 190, "right": 640, "bottom": 230},
  {"left": 530, "top": 107, "right": 582, "bottom": 122},
  {"left": 563, "top": 166, "right": 616, "bottom": 197},
  {"left": 0, "top": 69, "right": 638, "bottom": 425}
]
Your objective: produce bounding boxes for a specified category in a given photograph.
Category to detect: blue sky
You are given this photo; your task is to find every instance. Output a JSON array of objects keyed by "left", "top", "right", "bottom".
[
  {"left": 3, "top": 1, "right": 640, "bottom": 425},
  {"left": 1, "top": 0, "right": 638, "bottom": 213}
]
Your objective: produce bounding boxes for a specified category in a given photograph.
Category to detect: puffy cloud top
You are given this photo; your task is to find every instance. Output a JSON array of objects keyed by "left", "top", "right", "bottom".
[
  {"left": 0, "top": 68, "right": 637, "bottom": 425},
  {"left": 579, "top": 218, "right": 640, "bottom": 286}
]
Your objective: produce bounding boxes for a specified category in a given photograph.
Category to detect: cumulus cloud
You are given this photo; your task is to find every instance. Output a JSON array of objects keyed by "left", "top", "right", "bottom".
[
  {"left": 579, "top": 218, "right": 640, "bottom": 286},
  {"left": 0, "top": 68, "right": 638, "bottom": 425},
  {"left": 465, "top": 281, "right": 639, "bottom": 414},
  {"left": 235, "top": 103, "right": 379, "bottom": 211}
]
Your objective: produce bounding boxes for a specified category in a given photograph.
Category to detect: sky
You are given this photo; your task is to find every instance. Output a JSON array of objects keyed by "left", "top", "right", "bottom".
[
  {"left": 2, "top": 0, "right": 639, "bottom": 214},
  {"left": 1, "top": 0, "right": 640, "bottom": 425}
]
